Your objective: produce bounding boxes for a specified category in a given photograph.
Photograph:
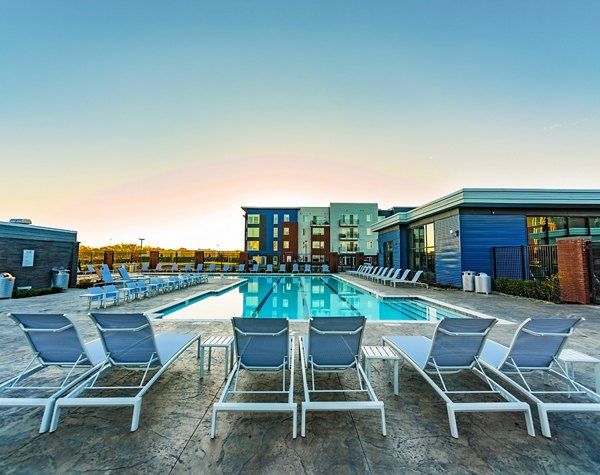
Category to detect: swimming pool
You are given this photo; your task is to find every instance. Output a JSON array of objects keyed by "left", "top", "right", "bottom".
[{"left": 159, "top": 276, "right": 474, "bottom": 321}]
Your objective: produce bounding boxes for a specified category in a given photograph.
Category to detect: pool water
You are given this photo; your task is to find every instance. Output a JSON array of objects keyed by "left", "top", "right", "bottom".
[{"left": 160, "top": 276, "right": 471, "bottom": 321}]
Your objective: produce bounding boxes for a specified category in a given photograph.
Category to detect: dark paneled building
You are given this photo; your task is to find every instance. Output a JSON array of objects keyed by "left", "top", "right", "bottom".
[{"left": 0, "top": 221, "right": 79, "bottom": 290}]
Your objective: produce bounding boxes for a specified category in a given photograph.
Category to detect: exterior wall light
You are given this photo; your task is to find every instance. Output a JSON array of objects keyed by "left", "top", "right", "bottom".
[{"left": 450, "top": 229, "right": 459, "bottom": 237}]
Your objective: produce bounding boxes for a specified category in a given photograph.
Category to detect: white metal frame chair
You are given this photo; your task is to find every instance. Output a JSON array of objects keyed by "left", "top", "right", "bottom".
[
  {"left": 1, "top": 314, "right": 106, "bottom": 433},
  {"left": 480, "top": 317, "right": 600, "bottom": 438},
  {"left": 299, "top": 316, "right": 386, "bottom": 437},
  {"left": 211, "top": 318, "right": 297, "bottom": 438},
  {"left": 383, "top": 318, "right": 535, "bottom": 438},
  {"left": 49, "top": 313, "right": 200, "bottom": 432}
]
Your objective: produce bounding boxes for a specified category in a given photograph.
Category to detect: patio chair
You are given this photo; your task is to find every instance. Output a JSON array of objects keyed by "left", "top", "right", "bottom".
[
  {"left": 237, "top": 263, "right": 245, "bottom": 273},
  {"left": 208, "top": 263, "right": 216, "bottom": 272},
  {"left": 103, "top": 284, "right": 123, "bottom": 307},
  {"left": 391, "top": 270, "right": 427, "bottom": 288},
  {"left": 322, "top": 264, "right": 330, "bottom": 273},
  {"left": 171, "top": 263, "right": 179, "bottom": 273},
  {"left": 211, "top": 318, "right": 297, "bottom": 438},
  {"left": 140, "top": 263, "right": 149, "bottom": 272},
  {"left": 152, "top": 263, "right": 165, "bottom": 273},
  {"left": 368, "top": 267, "right": 388, "bottom": 281},
  {"left": 387, "top": 269, "right": 411, "bottom": 287},
  {"left": 480, "top": 317, "right": 600, "bottom": 438},
  {"left": 292, "top": 263, "right": 299, "bottom": 273},
  {"left": 378, "top": 268, "right": 401, "bottom": 285},
  {"left": 360, "top": 266, "right": 378, "bottom": 279},
  {"left": 383, "top": 318, "right": 535, "bottom": 438},
  {"left": 299, "top": 316, "right": 386, "bottom": 437},
  {"left": 1, "top": 313, "right": 106, "bottom": 433},
  {"left": 304, "top": 264, "right": 311, "bottom": 274},
  {"left": 348, "top": 265, "right": 364, "bottom": 276},
  {"left": 99, "top": 267, "right": 117, "bottom": 285},
  {"left": 251, "top": 264, "right": 259, "bottom": 273},
  {"left": 80, "top": 286, "right": 105, "bottom": 310},
  {"left": 222, "top": 264, "right": 230, "bottom": 272},
  {"left": 278, "top": 264, "right": 286, "bottom": 273},
  {"left": 196, "top": 263, "right": 204, "bottom": 272},
  {"left": 266, "top": 264, "right": 273, "bottom": 273},
  {"left": 49, "top": 313, "right": 200, "bottom": 432}
]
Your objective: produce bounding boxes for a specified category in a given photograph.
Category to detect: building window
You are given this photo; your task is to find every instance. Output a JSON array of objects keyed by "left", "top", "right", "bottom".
[
  {"left": 303, "top": 215, "right": 308, "bottom": 223},
  {"left": 284, "top": 228, "right": 290, "bottom": 235},
  {"left": 247, "top": 228, "right": 260, "bottom": 238},
  {"left": 283, "top": 214, "right": 290, "bottom": 222},
  {"left": 273, "top": 228, "right": 278, "bottom": 238},
  {"left": 408, "top": 223, "right": 435, "bottom": 276},
  {"left": 383, "top": 241, "right": 394, "bottom": 268},
  {"left": 366, "top": 214, "right": 372, "bottom": 222},
  {"left": 283, "top": 241, "right": 289, "bottom": 249},
  {"left": 274, "top": 215, "right": 278, "bottom": 225},
  {"left": 313, "top": 216, "right": 326, "bottom": 225},
  {"left": 312, "top": 227, "right": 325, "bottom": 235},
  {"left": 527, "top": 216, "right": 597, "bottom": 244},
  {"left": 312, "top": 241, "right": 324, "bottom": 249},
  {"left": 273, "top": 241, "right": 278, "bottom": 251},
  {"left": 248, "top": 214, "right": 260, "bottom": 225},
  {"left": 247, "top": 241, "right": 259, "bottom": 251},
  {"left": 366, "top": 241, "right": 373, "bottom": 249}
]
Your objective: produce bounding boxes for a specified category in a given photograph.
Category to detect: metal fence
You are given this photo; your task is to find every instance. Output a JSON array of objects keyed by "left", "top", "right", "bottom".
[{"left": 492, "top": 244, "right": 558, "bottom": 281}]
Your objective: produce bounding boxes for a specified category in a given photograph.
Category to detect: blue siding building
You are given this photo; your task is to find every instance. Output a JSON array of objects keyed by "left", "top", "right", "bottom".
[{"left": 371, "top": 189, "right": 600, "bottom": 288}]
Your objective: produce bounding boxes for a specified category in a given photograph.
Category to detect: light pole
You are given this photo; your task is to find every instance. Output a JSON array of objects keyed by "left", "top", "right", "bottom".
[{"left": 138, "top": 238, "right": 145, "bottom": 264}]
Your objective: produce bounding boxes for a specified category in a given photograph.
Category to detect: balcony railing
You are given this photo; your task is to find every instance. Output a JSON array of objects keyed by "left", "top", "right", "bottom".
[
  {"left": 339, "top": 233, "right": 359, "bottom": 240},
  {"left": 339, "top": 219, "right": 359, "bottom": 226}
]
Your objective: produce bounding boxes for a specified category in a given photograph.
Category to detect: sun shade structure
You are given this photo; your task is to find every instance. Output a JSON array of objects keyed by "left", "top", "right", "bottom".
[
  {"left": 49, "top": 313, "right": 200, "bottom": 432},
  {"left": 480, "top": 317, "right": 600, "bottom": 437},
  {"left": 299, "top": 316, "right": 386, "bottom": 437},
  {"left": 1, "top": 313, "right": 106, "bottom": 433},
  {"left": 211, "top": 318, "right": 297, "bottom": 438},
  {"left": 384, "top": 318, "right": 535, "bottom": 438}
]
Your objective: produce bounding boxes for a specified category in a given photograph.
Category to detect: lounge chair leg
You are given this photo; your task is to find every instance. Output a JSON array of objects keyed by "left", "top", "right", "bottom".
[
  {"left": 131, "top": 399, "right": 142, "bottom": 431},
  {"left": 211, "top": 407, "right": 218, "bottom": 438},
  {"left": 301, "top": 407, "right": 306, "bottom": 437},
  {"left": 292, "top": 409, "right": 297, "bottom": 439},
  {"left": 538, "top": 405, "right": 552, "bottom": 438},
  {"left": 447, "top": 405, "right": 459, "bottom": 438},
  {"left": 381, "top": 408, "right": 387, "bottom": 436},
  {"left": 39, "top": 401, "right": 53, "bottom": 433},
  {"left": 524, "top": 408, "right": 536, "bottom": 437},
  {"left": 49, "top": 405, "right": 61, "bottom": 433}
]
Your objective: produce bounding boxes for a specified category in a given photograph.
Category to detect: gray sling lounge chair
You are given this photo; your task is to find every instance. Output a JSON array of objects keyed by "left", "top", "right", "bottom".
[
  {"left": 1, "top": 314, "right": 106, "bottom": 433},
  {"left": 211, "top": 318, "right": 297, "bottom": 438},
  {"left": 299, "top": 316, "right": 385, "bottom": 437},
  {"left": 384, "top": 318, "right": 535, "bottom": 438},
  {"left": 49, "top": 313, "right": 200, "bottom": 432},
  {"left": 480, "top": 317, "right": 600, "bottom": 438}
]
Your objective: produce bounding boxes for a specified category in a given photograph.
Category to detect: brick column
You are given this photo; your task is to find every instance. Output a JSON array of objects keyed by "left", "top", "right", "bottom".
[
  {"left": 149, "top": 251, "right": 159, "bottom": 270},
  {"left": 104, "top": 250, "right": 114, "bottom": 270},
  {"left": 194, "top": 251, "right": 205, "bottom": 265},
  {"left": 557, "top": 238, "right": 592, "bottom": 304}
]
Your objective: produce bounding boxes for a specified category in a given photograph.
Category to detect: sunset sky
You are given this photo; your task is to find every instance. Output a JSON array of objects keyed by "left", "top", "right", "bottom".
[{"left": 1, "top": 1, "right": 599, "bottom": 250}]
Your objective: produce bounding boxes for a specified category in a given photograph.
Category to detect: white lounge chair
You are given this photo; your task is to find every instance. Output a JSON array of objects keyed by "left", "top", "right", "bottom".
[
  {"left": 321, "top": 264, "right": 330, "bottom": 273},
  {"left": 378, "top": 268, "right": 402, "bottom": 285},
  {"left": 50, "top": 313, "right": 200, "bottom": 432},
  {"left": 299, "top": 316, "right": 386, "bottom": 437},
  {"left": 388, "top": 269, "right": 413, "bottom": 287},
  {"left": 384, "top": 318, "right": 535, "bottom": 438},
  {"left": 480, "top": 317, "right": 600, "bottom": 438},
  {"left": 251, "top": 264, "right": 259, "bottom": 273},
  {"left": 1, "top": 313, "right": 106, "bottom": 433},
  {"left": 211, "top": 318, "right": 297, "bottom": 438}
]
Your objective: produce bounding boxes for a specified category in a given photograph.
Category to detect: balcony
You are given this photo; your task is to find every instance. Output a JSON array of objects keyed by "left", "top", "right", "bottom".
[
  {"left": 339, "top": 233, "right": 359, "bottom": 240},
  {"left": 338, "top": 219, "right": 359, "bottom": 226}
]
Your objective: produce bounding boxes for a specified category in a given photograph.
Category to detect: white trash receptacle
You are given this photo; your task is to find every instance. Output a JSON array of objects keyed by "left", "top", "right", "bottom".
[
  {"left": 0, "top": 273, "right": 16, "bottom": 299},
  {"left": 475, "top": 272, "right": 492, "bottom": 294},
  {"left": 462, "top": 271, "right": 475, "bottom": 292}
]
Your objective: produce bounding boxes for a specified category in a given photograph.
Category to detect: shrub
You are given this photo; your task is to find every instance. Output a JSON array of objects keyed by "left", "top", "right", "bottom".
[
  {"left": 76, "top": 279, "right": 95, "bottom": 289},
  {"left": 12, "top": 286, "right": 64, "bottom": 299},
  {"left": 492, "top": 275, "right": 560, "bottom": 303}
]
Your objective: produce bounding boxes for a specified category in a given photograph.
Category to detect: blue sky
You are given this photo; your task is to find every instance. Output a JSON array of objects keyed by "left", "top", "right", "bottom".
[{"left": 1, "top": 1, "right": 599, "bottom": 249}]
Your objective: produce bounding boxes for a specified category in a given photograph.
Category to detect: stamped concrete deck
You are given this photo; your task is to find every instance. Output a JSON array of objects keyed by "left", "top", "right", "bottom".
[{"left": 1, "top": 274, "right": 600, "bottom": 474}]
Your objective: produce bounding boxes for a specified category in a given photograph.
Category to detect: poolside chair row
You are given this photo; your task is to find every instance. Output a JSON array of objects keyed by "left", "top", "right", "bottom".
[
  {"left": 82, "top": 270, "right": 207, "bottom": 310},
  {"left": 350, "top": 265, "right": 427, "bottom": 288},
  {"left": 212, "top": 316, "right": 382, "bottom": 439},
  {"left": 383, "top": 316, "right": 600, "bottom": 438},
  {"left": 1, "top": 313, "right": 200, "bottom": 433}
]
